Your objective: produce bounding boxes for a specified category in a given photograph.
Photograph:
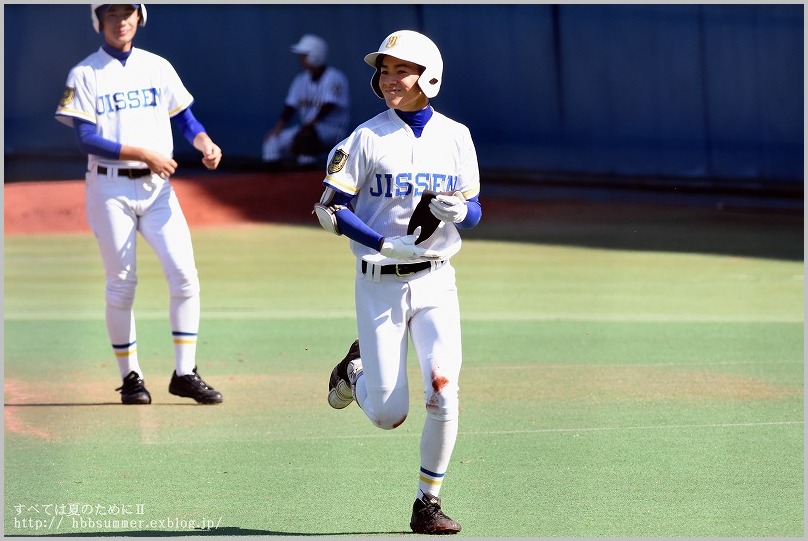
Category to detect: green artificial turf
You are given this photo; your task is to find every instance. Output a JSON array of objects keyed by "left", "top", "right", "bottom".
[{"left": 4, "top": 223, "right": 803, "bottom": 537}]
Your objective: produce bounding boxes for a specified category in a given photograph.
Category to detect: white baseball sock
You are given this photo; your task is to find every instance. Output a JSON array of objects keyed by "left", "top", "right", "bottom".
[
  {"left": 417, "top": 416, "right": 459, "bottom": 499},
  {"left": 172, "top": 332, "right": 198, "bottom": 376},
  {"left": 107, "top": 307, "right": 142, "bottom": 379},
  {"left": 170, "top": 295, "right": 200, "bottom": 376}
]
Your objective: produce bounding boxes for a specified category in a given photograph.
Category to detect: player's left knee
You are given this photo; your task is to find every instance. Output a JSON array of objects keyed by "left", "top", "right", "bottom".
[
  {"left": 167, "top": 271, "right": 199, "bottom": 298},
  {"left": 424, "top": 391, "right": 459, "bottom": 421},
  {"left": 424, "top": 371, "right": 459, "bottom": 420},
  {"left": 291, "top": 125, "right": 323, "bottom": 156},
  {"left": 262, "top": 137, "right": 281, "bottom": 162}
]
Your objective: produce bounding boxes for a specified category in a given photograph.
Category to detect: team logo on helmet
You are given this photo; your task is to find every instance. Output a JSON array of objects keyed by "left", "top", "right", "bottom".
[
  {"left": 386, "top": 35, "right": 399, "bottom": 49},
  {"left": 328, "top": 149, "right": 349, "bottom": 174},
  {"left": 59, "top": 87, "right": 75, "bottom": 107}
]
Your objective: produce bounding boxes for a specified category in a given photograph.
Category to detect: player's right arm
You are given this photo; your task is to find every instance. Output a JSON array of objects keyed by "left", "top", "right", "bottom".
[
  {"left": 117, "top": 144, "right": 178, "bottom": 178},
  {"left": 265, "top": 105, "right": 296, "bottom": 140},
  {"left": 316, "top": 187, "right": 384, "bottom": 251},
  {"left": 315, "top": 188, "right": 432, "bottom": 260},
  {"left": 72, "top": 119, "right": 178, "bottom": 177},
  {"left": 313, "top": 126, "right": 430, "bottom": 259}
]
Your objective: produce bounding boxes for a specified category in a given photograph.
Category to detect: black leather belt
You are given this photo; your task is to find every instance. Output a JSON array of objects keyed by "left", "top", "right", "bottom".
[
  {"left": 98, "top": 166, "right": 152, "bottom": 178},
  {"left": 361, "top": 260, "right": 433, "bottom": 277}
]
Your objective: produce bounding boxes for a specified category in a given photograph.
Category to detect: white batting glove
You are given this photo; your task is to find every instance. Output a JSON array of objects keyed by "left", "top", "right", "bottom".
[
  {"left": 380, "top": 227, "right": 441, "bottom": 260},
  {"left": 429, "top": 191, "right": 468, "bottom": 223}
]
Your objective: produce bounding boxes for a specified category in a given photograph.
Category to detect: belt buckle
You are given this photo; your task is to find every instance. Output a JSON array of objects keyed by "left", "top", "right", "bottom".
[{"left": 395, "top": 264, "right": 414, "bottom": 277}]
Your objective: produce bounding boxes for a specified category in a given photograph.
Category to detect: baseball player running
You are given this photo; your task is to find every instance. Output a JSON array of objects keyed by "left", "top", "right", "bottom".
[
  {"left": 54, "top": 4, "right": 224, "bottom": 405},
  {"left": 315, "top": 30, "right": 482, "bottom": 534}
]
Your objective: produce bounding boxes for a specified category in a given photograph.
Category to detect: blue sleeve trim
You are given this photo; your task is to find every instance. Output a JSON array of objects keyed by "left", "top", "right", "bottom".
[
  {"left": 172, "top": 107, "right": 206, "bottom": 145},
  {"left": 75, "top": 120, "right": 121, "bottom": 159},
  {"left": 457, "top": 195, "right": 482, "bottom": 229}
]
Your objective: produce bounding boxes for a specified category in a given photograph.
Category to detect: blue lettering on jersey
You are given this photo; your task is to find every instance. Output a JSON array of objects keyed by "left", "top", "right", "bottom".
[
  {"left": 414, "top": 173, "right": 430, "bottom": 194},
  {"left": 126, "top": 90, "right": 141, "bottom": 108},
  {"left": 370, "top": 174, "right": 392, "bottom": 197},
  {"left": 395, "top": 173, "right": 413, "bottom": 196},
  {"left": 431, "top": 174, "right": 446, "bottom": 191},
  {"left": 112, "top": 92, "right": 127, "bottom": 110},
  {"left": 96, "top": 87, "right": 159, "bottom": 115},
  {"left": 142, "top": 87, "right": 159, "bottom": 107},
  {"left": 370, "top": 173, "right": 459, "bottom": 198}
]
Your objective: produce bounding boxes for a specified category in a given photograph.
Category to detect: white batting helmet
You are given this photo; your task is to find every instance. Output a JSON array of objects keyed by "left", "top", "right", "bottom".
[
  {"left": 364, "top": 30, "right": 443, "bottom": 99},
  {"left": 91, "top": 4, "right": 148, "bottom": 34},
  {"left": 291, "top": 34, "right": 328, "bottom": 68}
]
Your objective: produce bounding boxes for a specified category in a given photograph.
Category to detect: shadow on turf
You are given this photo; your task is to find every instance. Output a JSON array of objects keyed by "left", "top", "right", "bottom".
[
  {"left": 4, "top": 403, "right": 210, "bottom": 407},
  {"left": 29, "top": 527, "right": 412, "bottom": 536}
]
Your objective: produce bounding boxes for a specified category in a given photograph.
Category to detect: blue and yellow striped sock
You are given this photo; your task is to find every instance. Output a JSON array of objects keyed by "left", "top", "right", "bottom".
[
  {"left": 418, "top": 467, "right": 445, "bottom": 498},
  {"left": 173, "top": 331, "right": 198, "bottom": 376},
  {"left": 113, "top": 340, "right": 141, "bottom": 379}
]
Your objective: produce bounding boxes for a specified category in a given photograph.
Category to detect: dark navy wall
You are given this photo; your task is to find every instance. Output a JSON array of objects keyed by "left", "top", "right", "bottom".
[{"left": 4, "top": 4, "right": 803, "bottom": 183}]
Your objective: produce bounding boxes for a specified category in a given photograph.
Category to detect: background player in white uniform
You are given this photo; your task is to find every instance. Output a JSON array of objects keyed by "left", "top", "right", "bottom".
[
  {"left": 262, "top": 34, "right": 350, "bottom": 167},
  {"left": 315, "top": 30, "right": 482, "bottom": 535},
  {"left": 55, "top": 4, "right": 224, "bottom": 405}
]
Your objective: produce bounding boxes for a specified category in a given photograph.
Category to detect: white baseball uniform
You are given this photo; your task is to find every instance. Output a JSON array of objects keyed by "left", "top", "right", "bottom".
[
  {"left": 55, "top": 45, "right": 201, "bottom": 380},
  {"left": 262, "top": 66, "right": 350, "bottom": 162},
  {"left": 325, "top": 108, "right": 479, "bottom": 264},
  {"left": 322, "top": 105, "right": 480, "bottom": 492}
]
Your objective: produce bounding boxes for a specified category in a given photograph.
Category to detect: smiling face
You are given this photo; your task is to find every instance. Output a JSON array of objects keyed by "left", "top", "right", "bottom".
[
  {"left": 377, "top": 55, "right": 429, "bottom": 112},
  {"left": 100, "top": 4, "right": 140, "bottom": 51}
]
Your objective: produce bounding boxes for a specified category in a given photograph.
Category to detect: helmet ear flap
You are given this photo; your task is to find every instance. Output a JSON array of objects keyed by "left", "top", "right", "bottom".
[
  {"left": 371, "top": 70, "right": 383, "bottom": 99},
  {"left": 138, "top": 5, "right": 148, "bottom": 28},
  {"left": 91, "top": 4, "right": 103, "bottom": 33}
]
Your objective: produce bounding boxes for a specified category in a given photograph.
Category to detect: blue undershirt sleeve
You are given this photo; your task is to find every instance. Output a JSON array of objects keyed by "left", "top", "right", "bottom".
[
  {"left": 330, "top": 191, "right": 384, "bottom": 251},
  {"left": 457, "top": 195, "right": 482, "bottom": 229},
  {"left": 74, "top": 120, "right": 121, "bottom": 159},
  {"left": 172, "top": 107, "right": 206, "bottom": 145},
  {"left": 329, "top": 192, "right": 481, "bottom": 248}
]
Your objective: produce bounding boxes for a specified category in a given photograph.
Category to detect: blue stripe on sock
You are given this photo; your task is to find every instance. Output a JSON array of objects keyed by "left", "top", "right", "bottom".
[{"left": 420, "top": 467, "right": 445, "bottom": 478}]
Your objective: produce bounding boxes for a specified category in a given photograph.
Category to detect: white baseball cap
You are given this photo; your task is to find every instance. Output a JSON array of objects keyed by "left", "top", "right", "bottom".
[
  {"left": 91, "top": 4, "right": 147, "bottom": 33},
  {"left": 291, "top": 34, "right": 328, "bottom": 67}
]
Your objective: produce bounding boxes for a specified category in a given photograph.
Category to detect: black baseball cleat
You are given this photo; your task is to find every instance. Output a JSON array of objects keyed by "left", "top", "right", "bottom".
[
  {"left": 169, "top": 367, "right": 223, "bottom": 404},
  {"left": 116, "top": 371, "right": 152, "bottom": 405},
  {"left": 327, "top": 339, "right": 362, "bottom": 409},
  {"left": 410, "top": 493, "right": 462, "bottom": 535}
]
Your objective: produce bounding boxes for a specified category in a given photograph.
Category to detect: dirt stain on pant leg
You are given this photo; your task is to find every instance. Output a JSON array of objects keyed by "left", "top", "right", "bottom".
[
  {"left": 432, "top": 373, "right": 449, "bottom": 392},
  {"left": 427, "top": 372, "right": 451, "bottom": 414}
]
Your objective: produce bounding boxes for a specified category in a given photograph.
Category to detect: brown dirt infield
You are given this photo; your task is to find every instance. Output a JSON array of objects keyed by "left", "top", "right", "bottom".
[
  {"left": 4, "top": 169, "right": 609, "bottom": 235},
  {"left": 4, "top": 170, "right": 802, "bottom": 261},
  {"left": 3, "top": 171, "right": 327, "bottom": 235}
]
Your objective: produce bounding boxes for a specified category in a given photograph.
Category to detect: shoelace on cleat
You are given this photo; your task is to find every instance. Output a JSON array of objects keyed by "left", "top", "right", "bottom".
[{"left": 189, "top": 373, "right": 213, "bottom": 390}]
